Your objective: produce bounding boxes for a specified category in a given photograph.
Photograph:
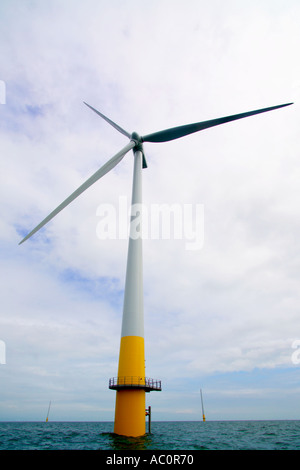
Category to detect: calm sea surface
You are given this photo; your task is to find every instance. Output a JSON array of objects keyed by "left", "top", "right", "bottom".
[{"left": 0, "top": 420, "right": 300, "bottom": 450}]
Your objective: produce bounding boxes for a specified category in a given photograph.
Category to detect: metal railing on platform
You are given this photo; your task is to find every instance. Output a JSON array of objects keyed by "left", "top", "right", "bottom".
[{"left": 109, "top": 376, "right": 161, "bottom": 391}]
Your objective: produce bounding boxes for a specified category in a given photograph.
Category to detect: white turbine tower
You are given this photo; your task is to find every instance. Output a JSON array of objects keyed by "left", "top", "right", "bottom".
[{"left": 19, "top": 100, "right": 292, "bottom": 436}]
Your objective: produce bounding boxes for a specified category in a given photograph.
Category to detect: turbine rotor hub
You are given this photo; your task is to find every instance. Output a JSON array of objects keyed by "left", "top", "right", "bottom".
[{"left": 131, "top": 132, "right": 143, "bottom": 152}]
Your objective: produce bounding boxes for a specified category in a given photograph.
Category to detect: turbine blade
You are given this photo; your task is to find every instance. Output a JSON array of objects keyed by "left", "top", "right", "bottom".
[
  {"left": 83, "top": 102, "right": 131, "bottom": 139},
  {"left": 19, "top": 141, "right": 135, "bottom": 245},
  {"left": 142, "top": 153, "right": 148, "bottom": 169},
  {"left": 142, "top": 103, "right": 293, "bottom": 143}
]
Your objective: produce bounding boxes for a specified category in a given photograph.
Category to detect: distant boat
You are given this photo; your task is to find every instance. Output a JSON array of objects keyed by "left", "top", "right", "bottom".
[
  {"left": 200, "top": 389, "right": 206, "bottom": 422},
  {"left": 46, "top": 401, "right": 51, "bottom": 422}
]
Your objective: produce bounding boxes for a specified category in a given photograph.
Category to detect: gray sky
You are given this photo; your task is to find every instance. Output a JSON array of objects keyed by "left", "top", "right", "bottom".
[{"left": 1, "top": 0, "right": 300, "bottom": 422}]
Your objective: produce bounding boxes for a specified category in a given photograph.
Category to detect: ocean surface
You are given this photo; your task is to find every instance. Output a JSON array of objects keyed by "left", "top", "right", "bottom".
[{"left": 0, "top": 420, "right": 300, "bottom": 451}]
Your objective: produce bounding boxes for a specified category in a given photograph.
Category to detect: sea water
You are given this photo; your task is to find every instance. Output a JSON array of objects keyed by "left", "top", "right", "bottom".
[{"left": 0, "top": 420, "right": 300, "bottom": 450}]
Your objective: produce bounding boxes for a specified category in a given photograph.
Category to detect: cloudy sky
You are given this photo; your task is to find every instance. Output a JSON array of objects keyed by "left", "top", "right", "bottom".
[{"left": 1, "top": 0, "right": 300, "bottom": 423}]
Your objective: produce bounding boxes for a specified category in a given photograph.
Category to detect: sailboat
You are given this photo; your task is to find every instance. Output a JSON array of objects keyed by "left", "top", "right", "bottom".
[
  {"left": 46, "top": 401, "right": 51, "bottom": 422},
  {"left": 200, "top": 389, "right": 206, "bottom": 422}
]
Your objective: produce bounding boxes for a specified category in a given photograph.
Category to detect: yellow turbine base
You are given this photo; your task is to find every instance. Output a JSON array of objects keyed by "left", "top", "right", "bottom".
[
  {"left": 114, "top": 335, "right": 146, "bottom": 437},
  {"left": 117, "top": 335, "right": 145, "bottom": 377},
  {"left": 114, "top": 389, "right": 146, "bottom": 437}
]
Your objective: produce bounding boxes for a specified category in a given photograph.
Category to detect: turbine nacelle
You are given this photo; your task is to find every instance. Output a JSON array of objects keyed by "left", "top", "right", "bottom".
[
  {"left": 131, "top": 132, "right": 147, "bottom": 168},
  {"left": 131, "top": 131, "right": 142, "bottom": 143}
]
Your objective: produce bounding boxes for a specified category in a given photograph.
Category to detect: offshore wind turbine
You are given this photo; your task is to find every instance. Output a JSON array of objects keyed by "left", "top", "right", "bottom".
[{"left": 19, "top": 100, "right": 292, "bottom": 436}]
